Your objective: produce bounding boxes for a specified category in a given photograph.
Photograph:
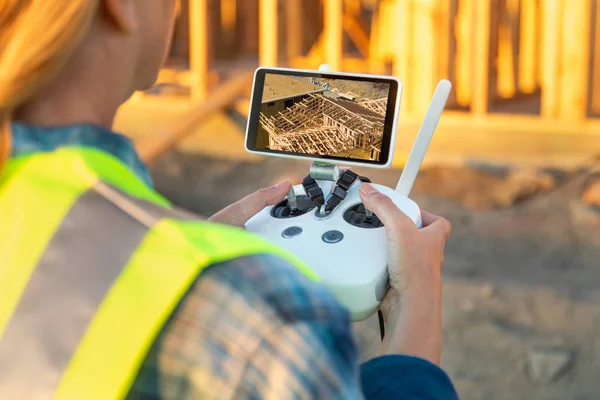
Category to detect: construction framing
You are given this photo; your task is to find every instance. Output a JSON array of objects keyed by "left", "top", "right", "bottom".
[
  {"left": 358, "top": 98, "right": 388, "bottom": 116},
  {"left": 259, "top": 94, "right": 387, "bottom": 159}
]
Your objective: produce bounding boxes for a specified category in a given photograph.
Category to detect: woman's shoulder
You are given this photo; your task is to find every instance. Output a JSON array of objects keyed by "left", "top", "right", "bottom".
[{"left": 130, "top": 253, "right": 361, "bottom": 399}]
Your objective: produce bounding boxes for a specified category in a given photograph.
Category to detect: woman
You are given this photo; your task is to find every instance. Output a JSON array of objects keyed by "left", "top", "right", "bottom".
[{"left": 0, "top": 1, "right": 457, "bottom": 399}]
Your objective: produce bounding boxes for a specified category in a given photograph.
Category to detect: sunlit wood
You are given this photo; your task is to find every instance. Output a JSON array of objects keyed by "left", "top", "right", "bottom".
[
  {"left": 189, "top": 0, "right": 207, "bottom": 99},
  {"left": 259, "top": 0, "right": 277, "bottom": 66},
  {"left": 497, "top": 0, "right": 520, "bottom": 99},
  {"left": 519, "top": 0, "right": 539, "bottom": 94},
  {"left": 324, "top": 0, "right": 343, "bottom": 71},
  {"left": 412, "top": 0, "right": 437, "bottom": 115},
  {"left": 472, "top": 0, "right": 492, "bottom": 114},
  {"left": 220, "top": 0, "right": 236, "bottom": 30},
  {"left": 455, "top": 0, "right": 473, "bottom": 107},
  {"left": 540, "top": 0, "right": 562, "bottom": 119},
  {"left": 286, "top": 0, "right": 303, "bottom": 59},
  {"left": 593, "top": 2, "right": 600, "bottom": 114},
  {"left": 436, "top": 0, "right": 451, "bottom": 80},
  {"left": 137, "top": 72, "right": 254, "bottom": 164},
  {"left": 345, "top": 0, "right": 362, "bottom": 16},
  {"left": 120, "top": 0, "right": 600, "bottom": 165},
  {"left": 343, "top": 14, "right": 370, "bottom": 58},
  {"left": 558, "top": 0, "right": 592, "bottom": 120},
  {"left": 393, "top": 0, "right": 412, "bottom": 113}
]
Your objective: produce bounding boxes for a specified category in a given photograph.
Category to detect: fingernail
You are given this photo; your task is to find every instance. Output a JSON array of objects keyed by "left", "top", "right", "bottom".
[
  {"left": 274, "top": 179, "right": 291, "bottom": 188},
  {"left": 360, "top": 183, "right": 378, "bottom": 196}
]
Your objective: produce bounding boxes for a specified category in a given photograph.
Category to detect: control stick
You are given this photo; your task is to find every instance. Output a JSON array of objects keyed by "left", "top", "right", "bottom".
[
  {"left": 364, "top": 207, "right": 374, "bottom": 223},
  {"left": 287, "top": 187, "right": 298, "bottom": 212}
]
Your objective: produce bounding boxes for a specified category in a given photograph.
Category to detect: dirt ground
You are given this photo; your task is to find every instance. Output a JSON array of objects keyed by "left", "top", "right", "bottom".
[{"left": 150, "top": 150, "right": 600, "bottom": 400}]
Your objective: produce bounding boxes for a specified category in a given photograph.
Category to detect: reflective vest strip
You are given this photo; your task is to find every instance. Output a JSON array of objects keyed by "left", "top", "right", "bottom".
[
  {"left": 0, "top": 153, "right": 96, "bottom": 339},
  {"left": 0, "top": 146, "right": 170, "bottom": 341},
  {"left": 0, "top": 148, "right": 183, "bottom": 398},
  {"left": 0, "top": 187, "right": 156, "bottom": 397},
  {"left": 0, "top": 147, "right": 315, "bottom": 399},
  {"left": 55, "top": 218, "right": 316, "bottom": 400}
]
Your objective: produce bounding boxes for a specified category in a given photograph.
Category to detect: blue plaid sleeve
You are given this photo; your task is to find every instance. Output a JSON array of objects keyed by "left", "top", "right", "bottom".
[
  {"left": 360, "top": 355, "right": 459, "bottom": 399},
  {"left": 128, "top": 254, "right": 364, "bottom": 399}
]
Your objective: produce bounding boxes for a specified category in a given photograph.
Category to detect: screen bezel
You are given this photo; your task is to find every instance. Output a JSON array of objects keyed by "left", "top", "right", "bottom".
[{"left": 245, "top": 67, "right": 402, "bottom": 168}]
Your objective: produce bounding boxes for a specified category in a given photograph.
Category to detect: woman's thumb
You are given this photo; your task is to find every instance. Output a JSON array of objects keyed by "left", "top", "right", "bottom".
[{"left": 358, "top": 184, "right": 416, "bottom": 233}]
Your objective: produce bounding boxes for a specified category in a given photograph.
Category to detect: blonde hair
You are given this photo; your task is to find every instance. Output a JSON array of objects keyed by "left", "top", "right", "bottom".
[{"left": 0, "top": 0, "right": 100, "bottom": 172}]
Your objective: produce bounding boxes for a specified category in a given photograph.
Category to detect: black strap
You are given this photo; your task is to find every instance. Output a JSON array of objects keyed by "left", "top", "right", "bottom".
[
  {"left": 325, "top": 170, "right": 361, "bottom": 212},
  {"left": 302, "top": 175, "right": 325, "bottom": 207},
  {"left": 303, "top": 171, "right": 372, "bottom": 211}
]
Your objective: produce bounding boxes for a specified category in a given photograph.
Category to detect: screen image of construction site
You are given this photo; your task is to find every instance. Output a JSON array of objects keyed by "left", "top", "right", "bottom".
[{"left": 258, "top": 74, "right": 390, "bottom": 161}]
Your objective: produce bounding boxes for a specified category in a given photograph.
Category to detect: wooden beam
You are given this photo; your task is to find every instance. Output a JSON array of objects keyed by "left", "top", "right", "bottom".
[
  {"left": 259, "top": 0, "right": 278, "bottom": 66},
  {"left": 368, "top": 5, "right": 385, "bottom": 70},
  {"left": 324, "top": 0, "right": 343, "bottom": 71},
  {"left": 343, "top": 14, "right": 370, "bottom": 58},
  {"left": 220, "top": 0, "right": 236, "bottom": 30},
  {"left": 189, "top": 0, "right": 208, "bottom": 100},
  {"left": 137, "top": 72, "right": 254, "bottom": 164},
  {"left": 393, "top": 0, "right": 413, "bottom": 114},
  {"left": 540, "top": 0, "right": 562, "bottom": 119},
  {"left": 412, "top": 0, "right": 437, "bottom": 115},
  {"left": 558, "top": 0, "right": 593, "bottom": 120},
  {"left": 497, "top": 0, "right": 520, "bottom": 99},
  {"left": 518, "top": 0, "right": 539, "bottom": 94},
  {"left": 593, "top": 0, "right": 600, "bottom": 114},
  {"left": 436, "top": 0, "right": 452, "bottom": 80},
  {"left": 455, "top": 0, "right": 474, "bottom": 108},
  {"left": 446, "top": 0, "right": 459, "bottom": 105},
  {"left": 472, "top": 0, "right": 492, "bottom": 115},
  {"left": 286, "top": 0, "right": 303, "bottom": 59}
]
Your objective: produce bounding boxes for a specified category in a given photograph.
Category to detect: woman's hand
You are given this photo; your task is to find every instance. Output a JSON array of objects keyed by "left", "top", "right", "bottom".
[
  {"left": 208, "top": 180, "right": 292, "bottom": 227},
  {"left": 359, "top": 183, "right": 451, "bottom": 364}
]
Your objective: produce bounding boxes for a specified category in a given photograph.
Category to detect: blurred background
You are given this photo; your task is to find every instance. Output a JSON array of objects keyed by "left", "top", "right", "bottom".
[{"left": 114, "top": 1, "right": 599, "bottom": 399}]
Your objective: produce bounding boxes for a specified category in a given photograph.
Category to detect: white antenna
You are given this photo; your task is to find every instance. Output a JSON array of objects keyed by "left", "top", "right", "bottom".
[{"left": 395, "top": 79, "right": 452, "bottom": 196}]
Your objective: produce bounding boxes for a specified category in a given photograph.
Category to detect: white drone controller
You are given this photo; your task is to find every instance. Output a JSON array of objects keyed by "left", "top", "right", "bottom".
[{"left": 246, "top": 72, "right": 452, "bottom": 321}]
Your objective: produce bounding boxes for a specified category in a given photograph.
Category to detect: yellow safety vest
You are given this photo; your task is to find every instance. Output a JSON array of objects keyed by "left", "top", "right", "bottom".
[{"left": 0, "top": 147, "right": 314, "bottom": 399}]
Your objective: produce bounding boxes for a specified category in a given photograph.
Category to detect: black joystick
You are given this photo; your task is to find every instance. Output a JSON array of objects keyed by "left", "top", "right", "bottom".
[
  {"left": 364, "top": 207, "right": 374, "bottom": 223},
  {"left": 271, "top": 188, "right": 316, "bottom": 219},
  {"left": 287, "top": 187, "right": 299, "bottom": 213},
  {"left": 343, "top": 203, "right": 384, "bottom": 228}
]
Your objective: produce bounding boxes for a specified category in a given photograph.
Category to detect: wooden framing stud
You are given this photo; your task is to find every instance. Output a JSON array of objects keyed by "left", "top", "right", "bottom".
[
  {"left": 324, "top": 0, "right": 343, "bottom": 71},
  {"left": 259, "top": 0, "right": 278, "bottom": 66},
  {"left": 189, "top": 0, "right": 208, "bottom": 100},
  {"left": 472, "top": 0, "right": 492, "bottom": 115}
]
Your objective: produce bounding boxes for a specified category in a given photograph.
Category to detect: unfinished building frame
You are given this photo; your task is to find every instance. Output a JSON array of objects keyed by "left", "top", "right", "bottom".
[{"left": 259, "top": 93, "right": 387, "bottom": 160}]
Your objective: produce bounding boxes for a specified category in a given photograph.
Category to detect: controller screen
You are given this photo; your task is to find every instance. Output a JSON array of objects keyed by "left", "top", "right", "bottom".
[{"left": 246, "top": 69, "right": 399, "bottom": 166}]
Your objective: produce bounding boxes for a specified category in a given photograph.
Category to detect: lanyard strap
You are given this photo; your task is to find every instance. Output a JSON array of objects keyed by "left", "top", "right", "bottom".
[
  {"left": 302, "top": 169, "right": 371, "bottom": 212},
  {"left": 302, "top": 175, "right": 326, "bottom": 207}
]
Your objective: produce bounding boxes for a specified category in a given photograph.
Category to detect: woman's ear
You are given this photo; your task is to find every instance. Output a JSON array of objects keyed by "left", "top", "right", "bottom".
[{"left": 103, "top": 0, "right": 138, "bottom": 33}]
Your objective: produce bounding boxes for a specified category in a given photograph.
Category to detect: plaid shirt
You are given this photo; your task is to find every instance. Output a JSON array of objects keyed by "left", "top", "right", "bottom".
[{"left": 11, "top": 123, "right": 458, "bottom": 400}]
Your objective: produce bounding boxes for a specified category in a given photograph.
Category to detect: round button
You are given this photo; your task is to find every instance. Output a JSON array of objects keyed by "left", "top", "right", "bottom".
[
  {"left": 282, "top": 226, "right": 303, "bottom": 238},
  {"left": 322, "top": 230, "right": 344, "bottom": 244}
]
